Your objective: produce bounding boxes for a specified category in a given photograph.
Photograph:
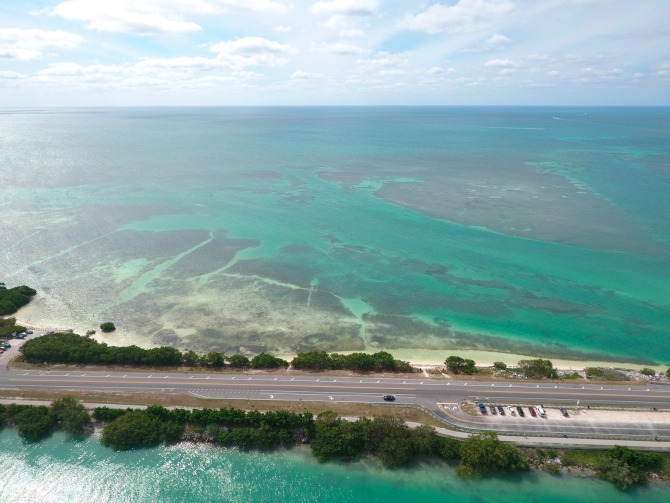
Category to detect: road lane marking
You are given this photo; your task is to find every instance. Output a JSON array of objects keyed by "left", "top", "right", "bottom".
[{"left": 7, "top": 378, "right": 415, "bottom": 391}]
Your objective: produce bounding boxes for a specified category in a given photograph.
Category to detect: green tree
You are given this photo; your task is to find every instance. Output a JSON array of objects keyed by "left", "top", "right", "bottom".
[
  {"left": 99, "top": 322, "right": 116, "bottom": 333},
  {"left": 457, "top": 431, "right": 528, "bottom": 478},
  {"left": 101, "top": 410, "right": 162, "bottom": 451},
  {"left": 50, "top": 396, "right": 91, "bottom": 435},
  {"left": 518, "top": 359, "right": 556, "bottom": 379},
  {"left": 598, "top": 456, "right": 647, "bottom": 490},
  {"left": 93, "top": 407, "right": 131, "bottom": 422},
  {"left": 493, "top": 361, "right": 507, "bottom": 371},
  {"left": 310, "top": 412, "right": 365, "bottom": 462},
  {"left": 439, "top": 437, "right": 462, "bottom": 461},
  {"left": 445, "top": 355, "right": 476, "bottom": 374},
  {"left": 666, "top": 368, "right": 670, "bottom": 379},
  {"left": 200, "top": 352, "right": 225, "bottom": 368},
  {"left": 181, "top": 350, "right": 200, "bottom": 367},
  {"left": 640, "top": 368, "right": 656, "bottom": 377},
  {"left": 10, "top": 405, "right": 55, "bottom": 441},
  {"left": 251, "top": 352, "right": 288, "bottom": 369},
  {"left": 227, "top": 354, "right": 251, "bottom": 368},
  {"left": 291, "top": 351, "right": 333, "bottom": 370},
  {"left": 371, "top": 351, "right": 397, "bottom": 371},
  {"left": 0, "top": 284, "right": 36, "bottom": 315},
  {"left": 342, "top": 352, "right": 375, "bottom": 372}
]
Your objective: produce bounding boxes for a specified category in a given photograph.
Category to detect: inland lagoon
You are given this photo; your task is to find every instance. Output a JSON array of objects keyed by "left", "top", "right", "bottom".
[{"left": 1, "top": 107, "right": 669, "bottom": 364}]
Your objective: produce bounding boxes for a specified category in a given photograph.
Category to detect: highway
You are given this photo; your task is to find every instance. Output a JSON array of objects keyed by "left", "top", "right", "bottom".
[{"left": 1, "top": 368, "right": 670, "bottom": 438}]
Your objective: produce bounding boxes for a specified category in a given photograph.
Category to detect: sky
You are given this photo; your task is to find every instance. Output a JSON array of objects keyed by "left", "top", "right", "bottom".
[{"left": 0, "top": 0, "right": 669, "bottom": 106}]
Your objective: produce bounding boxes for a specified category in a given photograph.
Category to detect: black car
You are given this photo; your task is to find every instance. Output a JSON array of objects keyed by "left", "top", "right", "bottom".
[
  {"left": 560, "top": 407, "right": 569, "bottom": 417},
  {"left": 516, "top": 406, "right": 525, "bottom": 417},
  {"left": 497, "top": 405, "right": 505, "bottom": 416},
  {"left": 383, "top": 394, "right": 396, "bottom": 402},
  {"left": 489, "top": 404, "right": 497, "bottom": 415}
]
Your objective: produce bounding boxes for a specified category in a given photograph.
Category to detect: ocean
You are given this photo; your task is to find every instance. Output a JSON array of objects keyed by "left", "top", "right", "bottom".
[
  {"left": 0, "top": 430, "right": 668, "bottom": 503},
  {"left": 1, "top": 107, "right": 669, "bottom": 363}
]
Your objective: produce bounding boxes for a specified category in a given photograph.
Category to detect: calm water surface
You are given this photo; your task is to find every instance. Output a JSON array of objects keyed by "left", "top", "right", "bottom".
[
  {"left": 1, "top": 107, "right": 668, "bottom": 362},
  {"left": 0, "top": 430, "right": 668, "bottom": 503}
]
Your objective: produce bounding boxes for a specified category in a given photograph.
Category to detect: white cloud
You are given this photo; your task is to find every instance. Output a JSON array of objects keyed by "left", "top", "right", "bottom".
[
  {"left": 310, "top": 0, "right": 379, "bottom": 16},
  {"left": 0, "top": 70, "right": 27, "bottom": 88},
  {"left": 427, "top": 66, "right": 456, "bottom": 74},
  {"left": 338, "top": 28, "right": 364, "bottom": 38},
  {"left": 49, "top": 0, "right": 288, "bottom": 34},
  {"left": 485, "top": 58, "right": 519, "bottom": 68},
  {"left": 314, "top": 42, "right": 364, "bottom": 55},
  {"left": 210, "top": 37, "right": 297, "bottom": 68},
  {"left": 486, "top": 33, "right": 510, "bottom": 45},
  {"left": 30, "top": 56, "right": 252, "bottom": 91},
  {"left": 51, "top": 1, "right": 199, "bottom": 34},
  {"left": 290, "top": 70, "right": 320, "bottom": 79},
  {"left": 357, "top": 52, "right": 410, "bottom": 72},
  {"left": 401, "top": 0, "right": 515, "bottom": 34},
  {"left": 0, "top": 28, "right": 82, "bottom": 60}
]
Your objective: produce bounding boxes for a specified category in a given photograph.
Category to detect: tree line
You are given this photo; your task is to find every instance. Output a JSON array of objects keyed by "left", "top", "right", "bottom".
[
  {"left": 0, "top": 283, "right": 36, "bottom": 316},
  {"left": 19, "top": 332, "right": 289, "bottom": 369},
  {"left": 0, "top": 396, "right": 90, "bottom": 441},
  {"left": 19, "top": 332, "right": 414, "bottom": 373},
  {"left": 96, "top": 406, "right": 528, "bottom": 476},
  {"left": 2, "top": 398, "right": 665, "bottom": 489},
  {"left": 290, "top": 350, "right": 413, "bottom": 372},
  {"left": 445, "top": 355, "right": 558, "bottom": 379}
]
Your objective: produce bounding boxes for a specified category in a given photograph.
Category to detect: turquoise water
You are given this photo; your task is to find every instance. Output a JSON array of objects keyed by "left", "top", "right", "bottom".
[
  {"left": 0, "top": 430, "right": 668, "bottom": 502},
  {"left": 0, "top": 107, "right": 668, "bottom": 362}
]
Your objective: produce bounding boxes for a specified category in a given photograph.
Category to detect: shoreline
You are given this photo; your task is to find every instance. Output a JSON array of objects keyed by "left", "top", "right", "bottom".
[{"left": 11, "top": 317, "right": 669, "bottom": 373}]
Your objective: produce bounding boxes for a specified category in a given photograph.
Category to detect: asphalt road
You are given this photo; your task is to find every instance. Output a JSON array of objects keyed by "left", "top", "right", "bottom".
[{"left": 1, "top": 366, "right": 670, "bottom": 438}]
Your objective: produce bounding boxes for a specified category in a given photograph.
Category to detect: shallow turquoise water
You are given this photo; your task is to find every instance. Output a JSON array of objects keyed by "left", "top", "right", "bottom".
[
  {"left": 0, "top": 430, "right": 668, "bottom": 503},
  {"left": 0, "top": 107, "right": 668, "bottom": 362}
]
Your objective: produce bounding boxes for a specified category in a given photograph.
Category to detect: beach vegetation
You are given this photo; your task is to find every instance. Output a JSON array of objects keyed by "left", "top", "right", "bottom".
[
  {"left": 597, "top": 446, "right": 662, "bottom": 490},
  {"left": 493, "top": 361, "right": 507, "bottom": 371},
  {"left": 518, "top": 359, "right": 557, "bottom": 379},
  {"left": 445, "top": 356, "right": 476, "bottom": 374},
  {"left": 181, "top": 350, "right": 200, "bottom": 366},
  {"left": 93, "top": 406, "right": 133, "bottom": 422},
  {"left": 291, "top": 350, "right": 413, "bottom": 373},
  {"left": 0, "top": 283, "right": 37, "bottom": 316},
  {"left": 101, "top": 410, "right": 163, "bottom": 450},
  {"left": 0, "top": 317, "right": 26, "bottom": 339},
  {"left": 99, "top": 322, "right": 116, "bottom": 332},
  {"left": 560, "top": 372, "right": 581, "bottom": 379},
  {"left": 4, "top": 404, "right": 55, "bottom": 441},
  {"left": 226, "top": 354, "right": 251, "bottom": 368},
  {"left": 200, "top": 351, "right": 225, "bottom": 368},
  {"left": 585, "top": 367, "right": 603, "bottom": 378},
  {"left": 456, "top": 431, "right": 528, "bottom": 477},
  {"left": 585, "top": 367, "right": 629, "bottom": 381},
  {"left": 667, "top": 368, "right": 670, "bottom": 379},
  {"left": 251, "top": 352, "right": 289, "bottom": 369},
  {"left": 21, "top": 332, "right": 182, "bottom": 366},
  {"left": 639, "top": 368, "right": 656, "bottom": 376},
  {"left": 50, "top": 396, "right": 91, "bottom": 435}
]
